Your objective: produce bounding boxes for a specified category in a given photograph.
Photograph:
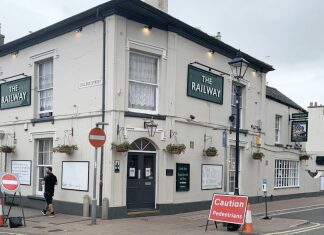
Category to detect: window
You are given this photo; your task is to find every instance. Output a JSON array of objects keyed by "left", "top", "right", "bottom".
[
  {"left": 228, "top": 146, "right": 240, "bottom": 194},
  {"left": 36, "top": 139, "right": 53, "bottom": 195},
  {"left": 275, "top": 115, "right": 281, "bottom": 143},
  {"left": 38, "top": 60, "right": 53, "bottom": 116},
  {"left": 231, "top": 84, "right": 243, "bottom": 128},
  {"left": 128, "top": 52, "right": 158, "bottom": 113},
  {"left": 274, "top": 160, "right": 299, "bottom": 188}
]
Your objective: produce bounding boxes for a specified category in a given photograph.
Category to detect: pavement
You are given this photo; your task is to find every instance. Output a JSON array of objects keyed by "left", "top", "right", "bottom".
[{"left": 0, "top": 195, "right": 323, "bottom": 235}]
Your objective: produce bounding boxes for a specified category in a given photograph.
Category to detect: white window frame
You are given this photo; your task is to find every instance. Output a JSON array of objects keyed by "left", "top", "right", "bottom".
[
  {"left": 274, "top": 159, "right": 299, "bottom": 188},
  {"left": 36, "top": 139, "right": 53, "bottom": 195},
  {"left": 275, "top": 115, "right": 281, "bottom": 144},
  {"left": 228, "top": 146, "right": 241, "bottom": 194},
  {"left": 37, "top": 60, "right": 53, "bottom": 115},
  {"left": 231, "top": 83, "right": 244, "bottom": 128},
  {"left": 128, "top": 51, "right": 159, "bottom": 115}
]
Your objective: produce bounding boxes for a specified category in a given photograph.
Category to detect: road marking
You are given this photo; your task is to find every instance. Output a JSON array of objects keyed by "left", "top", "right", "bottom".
[
  {"left": 264, "top": 223, "right": 324, "bottom": 235},
  {"left": 0, "top": 231, "right": 25, "bottom": 235},
  {"left": 268, "top": 206, "right": 324, "bottom": 217},
  {"left": 254, "top": 203, "right": 324, "bottom": 216}
]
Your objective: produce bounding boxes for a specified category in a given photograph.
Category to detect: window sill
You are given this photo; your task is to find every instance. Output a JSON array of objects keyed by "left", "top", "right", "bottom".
[
  {"left": 274, "top": 186, "right": 300, "bottom": 190},
  {"left": 31, "top": 116, "right": 54, "bottom": 126},
  {"left": 27, "top": 195, "right": 45, "bottom": 201},
  {"left": 229, "top": 127, "right": 248, "bottom": 136},
  {"left": 125, "top": 111, "right": 166, "bottom": 120}
]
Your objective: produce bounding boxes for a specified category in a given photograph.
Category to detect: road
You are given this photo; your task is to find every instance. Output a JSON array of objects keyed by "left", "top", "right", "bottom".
[{"left": 263, "top": 205, "right": 324, "bottom": 235}]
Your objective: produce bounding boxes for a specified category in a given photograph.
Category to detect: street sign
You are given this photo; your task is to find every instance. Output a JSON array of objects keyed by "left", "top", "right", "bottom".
[
  {"left": 89, "top": 128, "right": 106, "bottom": 148},
  {"left": 262, "top": 179, "right": 267, "bottom": 192},
  {"left": 208, "top": 194, "right": 248, "bottom": 225},
  {"left": 1, "top": 173, "right": 20, "bottom": 193},
  {"left": 291, "top": 113, "right": 308, "bottom": 119}
]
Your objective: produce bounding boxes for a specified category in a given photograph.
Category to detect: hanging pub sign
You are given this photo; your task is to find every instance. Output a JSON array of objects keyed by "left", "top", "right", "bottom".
[
  {"left": 0, "top": 77, "right": 31, "bottom": 109},
  {"left": 176, "top": 163, "right": 190, "bottom": 192},
  {"left": 187, "top": 65, "right": 224, "bottom": 104},
  {"left": 291, "top": 112, "right": 308, "bottom": 119},
  {"left": 291, "top": 120, "right": 308, "bottom": 142}
]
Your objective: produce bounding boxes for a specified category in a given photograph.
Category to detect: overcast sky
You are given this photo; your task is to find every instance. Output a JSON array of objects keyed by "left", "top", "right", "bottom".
[{"left": 1, "top": 0, "right": 323, "bottom": 109}]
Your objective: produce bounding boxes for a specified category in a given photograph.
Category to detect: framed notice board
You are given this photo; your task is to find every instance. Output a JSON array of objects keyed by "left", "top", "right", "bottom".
[
  {"left": 201, "top": 164, "right": 223, "bottom": 190},
  {"left": 61, "top": 161, "right": 89, "bottom": 192},
  {"left": 11, "top": 160, "right": 32, "bottom": 185},
  {"left": 176, "top": 163, "right": 190, "bottom": 192}
]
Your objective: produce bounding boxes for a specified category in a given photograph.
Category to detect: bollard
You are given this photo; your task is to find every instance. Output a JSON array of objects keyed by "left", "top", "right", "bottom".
[
  {"left": 83, "top": 195, "right": 90, "bottom": 217},
  {"left": 101, "top": 198, "right": 109, "bottom": 220}
]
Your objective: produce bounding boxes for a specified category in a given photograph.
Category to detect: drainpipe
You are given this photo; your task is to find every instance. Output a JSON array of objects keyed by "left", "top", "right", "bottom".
[{"left": 97, "top": 8, "right": 106, "bottom": 210}]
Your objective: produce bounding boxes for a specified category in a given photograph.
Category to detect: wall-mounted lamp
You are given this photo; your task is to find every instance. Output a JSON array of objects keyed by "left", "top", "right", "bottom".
[
  {"left": 11, "top": 51, "right": 19, "bottom": 58},
  {"left": 75, "top": 27, "right": 83, "bottom": 33},
  {"left": 144, "top": 120, "right": 158, "bottom": 137},
  {"left": 170, "top": 129, "right": 177, "bottom": 138},
  {"left": 143, "top": 25, "right": 152, "bottom": 34},
  {"left": 208, "top": 50, "right": 215, "bottom": 56}
]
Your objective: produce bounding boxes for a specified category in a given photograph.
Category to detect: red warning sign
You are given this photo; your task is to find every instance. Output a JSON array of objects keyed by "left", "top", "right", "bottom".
[
  {"left": 89, "top": 128, "right": 106, "bottom": 148},
  {"left": 1, "top": 173, "right": 20, "bottom": 193},
  {"left": 208, "top": 194, "right": 248, "bottom": 224}
]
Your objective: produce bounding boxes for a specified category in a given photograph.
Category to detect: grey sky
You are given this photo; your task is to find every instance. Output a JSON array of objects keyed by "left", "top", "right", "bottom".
[{"left": 1, "top": 0, "right": 323, "bottom": 109}]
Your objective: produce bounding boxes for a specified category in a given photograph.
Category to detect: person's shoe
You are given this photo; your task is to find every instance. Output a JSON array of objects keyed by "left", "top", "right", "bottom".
[
  {"left": 41, "top": 210, "right": 47, "bottom": 216},
  {"left": 49, "top": 212, "right": 55, "bottom": 218}
]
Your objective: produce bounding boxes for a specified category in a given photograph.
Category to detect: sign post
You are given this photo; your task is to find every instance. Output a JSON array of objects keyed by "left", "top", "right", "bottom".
[
  {"left": 262, "top": 179, "right": 271, "bottom": 220},
  {"left": 0, "top": 173, "right": 26, "bottom": 226},
  {"left": 89, "top": 127, "right": 106, "bottom": 225},
  {"left": 206, "top": 194, "right": 248, "bottom": 231}
]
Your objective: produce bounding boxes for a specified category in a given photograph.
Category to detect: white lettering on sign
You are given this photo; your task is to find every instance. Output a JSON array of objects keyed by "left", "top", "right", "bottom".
[
  {"left": 214, "top": 198, "right": 245, "bottom": 208},
  {"left": 79, "top": 80, "right": 102, "bottom": 89},
  {"left": 1, "top": 91, "right": 27, "bottom": 104},
  {"left": 2, "top": 180, "right": 18, "bottom": 185},
  {"left": 191, "top": 82, "right": 221, "bottom": 97},
  {"left": 89, "top": 135, "right": 106, "bottom": 141}
]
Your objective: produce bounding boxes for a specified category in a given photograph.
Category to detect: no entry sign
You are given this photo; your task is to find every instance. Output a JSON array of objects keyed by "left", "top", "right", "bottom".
[
  {"left": 89, "top": 127, "right": 106, "bottom": 148},
  {"left": 1, "top": 173, "right": 20, "bottom": 193},
  {"left": 208, "top": 194, "right": 248, "bottom": 224}
]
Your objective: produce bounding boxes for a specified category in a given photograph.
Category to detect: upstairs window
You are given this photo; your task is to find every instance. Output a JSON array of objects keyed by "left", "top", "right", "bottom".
[
  {"left": 128, "top": 52, "right": 158, "bottom": 113},
  {"left": 38, "top": 60, "right": 53, "bottom": 117},
  {"left": 275, "top": 115, "right": 281, "bottom": 143}
]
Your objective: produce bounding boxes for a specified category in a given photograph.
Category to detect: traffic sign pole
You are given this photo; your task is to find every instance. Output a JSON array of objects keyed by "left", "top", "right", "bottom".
[
  {"left": 88, "top": 126, "right": 106, "bottom": 225},
  {"left": 91, "top": 147, "right": 98, "bottom": 225}
]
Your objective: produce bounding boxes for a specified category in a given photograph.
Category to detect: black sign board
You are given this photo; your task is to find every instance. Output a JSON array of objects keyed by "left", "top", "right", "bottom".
[
  {"left": 291, "top": 113, "right": 308, "bottom": 119},
  {"left": 176, "top": 163, "right": 190, "bottom": 192},
  {"left": 291, "top": 120, "right": 308, "bottom": 142}
]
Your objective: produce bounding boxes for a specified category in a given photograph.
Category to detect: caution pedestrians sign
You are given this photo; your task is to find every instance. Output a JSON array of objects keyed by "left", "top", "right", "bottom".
[{"left": 208, "top": 194, "right": 248, "bottom": 224}]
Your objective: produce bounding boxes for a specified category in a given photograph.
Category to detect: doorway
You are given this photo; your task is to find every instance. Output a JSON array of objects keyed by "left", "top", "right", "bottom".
[{"left": 127, "top": 138, "right": 156, "bottom": 210}]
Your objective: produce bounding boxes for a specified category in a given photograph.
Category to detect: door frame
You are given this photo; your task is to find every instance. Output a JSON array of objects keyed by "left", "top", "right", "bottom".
[{"left": 127, "top": 150, "right": 158, "bottom": 210}]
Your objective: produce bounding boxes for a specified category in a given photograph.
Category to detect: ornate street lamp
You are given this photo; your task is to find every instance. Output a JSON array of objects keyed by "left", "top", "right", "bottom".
[
  {"left": 228, "top": 50, "right": 249, "bottom": 196},
  {"left": 144, "top": 120, "right": 158, "bottom": 137}
]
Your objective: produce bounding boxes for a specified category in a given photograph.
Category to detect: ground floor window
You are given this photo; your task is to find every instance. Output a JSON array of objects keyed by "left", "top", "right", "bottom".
[
  {"left": 229, "top": 146, "right": 241, "bottom": 194},
  {"left": 274, "top": 159, "right": 299, "bottom": 188},
  {"left": 36, "top": 139, "right": 53, "bottom": 195}
]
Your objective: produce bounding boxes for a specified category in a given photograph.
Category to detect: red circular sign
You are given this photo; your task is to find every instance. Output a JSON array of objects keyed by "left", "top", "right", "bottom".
[
  {"left": 1, "top": 173, "right": 20, "bottom": 192},
  {"left": 89, "top": 128, "right": 106, "bottom": 148}
]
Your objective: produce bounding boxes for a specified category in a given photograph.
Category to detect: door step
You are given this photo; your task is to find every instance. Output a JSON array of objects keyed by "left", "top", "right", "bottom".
[{"left": 127, "top": 209, "right": 160, "bottom": 216}]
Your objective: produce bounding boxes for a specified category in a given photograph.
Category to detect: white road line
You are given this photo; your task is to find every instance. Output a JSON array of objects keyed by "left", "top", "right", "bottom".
[
  {"left": 254, "top": 203, "right": 324, "bottom": 216},
  {"left": 263, "top": 223, "right": 324, "bottom": 235},
  {"left": 0, "top": 231, "right": 25, "bottom": 235},
  {"left": 268, "top": 206, "right": 324, "bottom": 216}
]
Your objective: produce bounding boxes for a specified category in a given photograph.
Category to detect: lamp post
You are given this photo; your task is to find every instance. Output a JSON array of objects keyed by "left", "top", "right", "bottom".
[{"left": 228, "top": 51, "right": 249, "bottom": 196}]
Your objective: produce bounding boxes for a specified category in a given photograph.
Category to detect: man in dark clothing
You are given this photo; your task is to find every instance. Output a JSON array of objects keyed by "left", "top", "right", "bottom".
[{"left": 41, "top": 167, "right": 57, "bottom": 217}]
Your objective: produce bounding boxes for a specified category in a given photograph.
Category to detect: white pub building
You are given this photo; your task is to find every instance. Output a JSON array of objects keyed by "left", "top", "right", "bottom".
[{"left": 0, "top": 0, "right": 321, "bottom": 218}]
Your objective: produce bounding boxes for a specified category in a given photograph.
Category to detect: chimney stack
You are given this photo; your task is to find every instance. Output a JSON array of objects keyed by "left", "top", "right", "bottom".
[
  {"left": 143, "top": 0, "right": 168, "bottom": 13},
  {"left": 309, "top": 102, "right": 313, "bottom": 107},
  {"left": 0, "top": 24, "right": 5, "bottom": 46},
  {"left": 215, "top": 32, "right": 222, "bottom": 41},
  {"left": 315, "top": 102, "right": 318, "bottom": 107}
]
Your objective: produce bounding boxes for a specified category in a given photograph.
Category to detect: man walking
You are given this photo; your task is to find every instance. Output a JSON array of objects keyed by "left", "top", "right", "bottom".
[{"left": 41, "top": 167, "right": 57, "bottom": 217}]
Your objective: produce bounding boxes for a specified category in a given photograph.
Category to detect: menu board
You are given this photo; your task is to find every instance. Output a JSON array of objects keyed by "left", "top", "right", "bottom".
[
  {"left": 11, "top": 160, "right": 32, "bottom": 185},
  {"left": 201, "top": 164, "right": 223, "bottom": 190},
  {"left": 176, "top": 163, "right": 190, "bottom": 192},
  {"left": 62, "top": 161, "right": 89, "bottom": 191}
]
